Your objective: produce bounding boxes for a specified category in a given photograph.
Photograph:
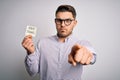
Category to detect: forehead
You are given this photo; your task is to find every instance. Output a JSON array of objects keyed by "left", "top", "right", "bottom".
[{"left": 56, "top": 12, "right": 73, "bottom": 19}]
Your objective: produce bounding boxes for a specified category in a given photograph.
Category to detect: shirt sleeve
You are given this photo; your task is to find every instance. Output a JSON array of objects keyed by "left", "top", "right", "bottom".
[
  {"left": 24, "top": 41, "right": 40, "bottom": 77},
  {"left": 90, "top": 53, "right": 96, "bottom": 64},
  {"left": 78, "top": 40, "right": 97, "bottom": 65}
]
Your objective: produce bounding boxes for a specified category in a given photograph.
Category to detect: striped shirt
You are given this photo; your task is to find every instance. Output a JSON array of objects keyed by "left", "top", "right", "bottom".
[{"left": 25, "top": 34, "right": 96, "bottom": 80}]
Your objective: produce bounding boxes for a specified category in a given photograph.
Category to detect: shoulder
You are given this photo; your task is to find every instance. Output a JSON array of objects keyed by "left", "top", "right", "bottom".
[
  {"left": 78, "top": 40, "right": 92, "bottom": 47},
  {"left": 78, "top": 40, "right": 96, "bottom": 54}
]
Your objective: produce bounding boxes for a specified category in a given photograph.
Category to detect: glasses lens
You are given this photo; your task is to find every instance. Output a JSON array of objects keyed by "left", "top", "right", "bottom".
[
  {"left": 64, "top": 19, "right": 72, "bottom": 26},
  {"left": 55, "top": 19, "right": 61, "bottom": 25}
]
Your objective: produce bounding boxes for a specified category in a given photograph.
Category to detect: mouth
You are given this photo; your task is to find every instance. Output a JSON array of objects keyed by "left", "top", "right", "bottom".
[
  {"left": 60, "top": 28, "right": 66, "bottom": 31},
  {"left": 60, "top": 29, "right": 66, "bottom": 33}
]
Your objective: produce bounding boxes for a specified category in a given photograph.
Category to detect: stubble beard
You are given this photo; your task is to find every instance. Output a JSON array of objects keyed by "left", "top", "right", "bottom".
[{"left": 57, "top": 31, "right": 72, "bottom": 38}]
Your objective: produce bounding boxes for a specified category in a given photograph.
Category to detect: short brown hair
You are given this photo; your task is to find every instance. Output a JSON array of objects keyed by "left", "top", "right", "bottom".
[{"left": 55, "top": 5, "right": 76, "bottom": 19}]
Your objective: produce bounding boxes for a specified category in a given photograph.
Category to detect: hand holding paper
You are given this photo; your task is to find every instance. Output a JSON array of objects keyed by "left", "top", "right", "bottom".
[{"left": 22, "top": 25, "right": 37, "bottom": 54}]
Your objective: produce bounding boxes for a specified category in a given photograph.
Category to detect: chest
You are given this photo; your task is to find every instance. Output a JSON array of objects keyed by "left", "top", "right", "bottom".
[{"left": 40, "top": 41, "right": 76, "bottom": 64}]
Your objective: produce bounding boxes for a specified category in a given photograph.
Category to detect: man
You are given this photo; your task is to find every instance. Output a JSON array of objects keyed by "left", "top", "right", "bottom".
[{"left": 22, "top": 5, "right": 96, "bottom": 80}]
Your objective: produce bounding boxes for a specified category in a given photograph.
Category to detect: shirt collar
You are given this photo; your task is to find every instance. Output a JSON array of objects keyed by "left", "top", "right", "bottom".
[{"left": 54, "top": 34, "right": 74, "bottom": 42}]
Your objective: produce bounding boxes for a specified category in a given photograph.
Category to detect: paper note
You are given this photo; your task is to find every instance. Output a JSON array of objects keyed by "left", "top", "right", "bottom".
[{"left": 25, "top": 25, "right": 37, "bottom": 37}]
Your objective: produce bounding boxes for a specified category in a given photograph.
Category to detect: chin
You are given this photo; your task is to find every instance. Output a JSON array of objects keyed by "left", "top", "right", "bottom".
[{"left": 57, "top": 33, "right": 71, "bottom": 38}]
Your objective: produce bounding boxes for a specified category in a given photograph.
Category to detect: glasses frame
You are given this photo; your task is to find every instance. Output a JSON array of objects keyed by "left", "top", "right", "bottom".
[{"left": 55, "top": 18, "right": 75, "bottom": 26}]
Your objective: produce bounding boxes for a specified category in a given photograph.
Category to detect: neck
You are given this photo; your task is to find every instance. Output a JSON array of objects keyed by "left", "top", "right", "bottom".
[
  {"left": 58, "top": 37, "right": 66, "bottom": 43},
  {"left": 57, "top": 33, "right": 72, "bottom": 42}
]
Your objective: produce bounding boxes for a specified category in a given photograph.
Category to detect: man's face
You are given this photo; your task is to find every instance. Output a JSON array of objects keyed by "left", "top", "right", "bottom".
[{"left": 55, "top": 12, "right": 77, "bottom": 38}]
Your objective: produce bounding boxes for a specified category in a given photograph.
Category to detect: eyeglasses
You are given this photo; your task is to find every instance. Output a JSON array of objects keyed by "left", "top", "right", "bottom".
[{"left": 55, "top": 18, "right": 75, "bottom": 26}]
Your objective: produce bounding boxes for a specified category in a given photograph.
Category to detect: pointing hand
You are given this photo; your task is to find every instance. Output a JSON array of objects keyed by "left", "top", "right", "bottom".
[{"left": 68, "top": 44, "right": 93, "bottom": 66}]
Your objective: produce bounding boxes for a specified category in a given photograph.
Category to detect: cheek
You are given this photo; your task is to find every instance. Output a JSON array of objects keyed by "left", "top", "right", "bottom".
[
  {"left": 56, "top": 26, "right": 60, "bottom": 31},
  {"left": 69, "top": 26, "right": 74, "bottom": 32}
]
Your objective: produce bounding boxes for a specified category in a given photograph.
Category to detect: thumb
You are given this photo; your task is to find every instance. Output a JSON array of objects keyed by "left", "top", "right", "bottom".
[{"left": 27, "top": 35, "right": 33, "bottom": 39}]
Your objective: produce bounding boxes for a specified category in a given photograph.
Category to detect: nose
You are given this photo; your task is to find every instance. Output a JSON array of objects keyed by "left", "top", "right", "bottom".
[{"left": 61, "top": 21, "right": 65, "bottom": 27}]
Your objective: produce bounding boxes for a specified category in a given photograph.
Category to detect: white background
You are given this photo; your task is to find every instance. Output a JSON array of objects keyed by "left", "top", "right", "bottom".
[{"left": 0, "top": 0, "right": 120, "bottom": 80}]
